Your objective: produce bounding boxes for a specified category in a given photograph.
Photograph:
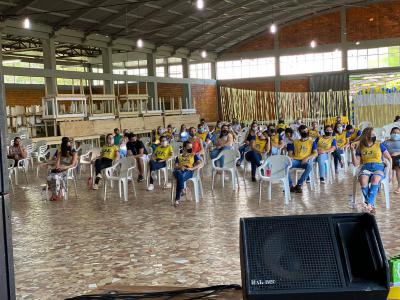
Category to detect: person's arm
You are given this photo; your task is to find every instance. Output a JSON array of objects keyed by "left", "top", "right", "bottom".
[
  {"left": 303, "top": 141, "right": 318, "bottom": 163},
  {"left": 198, "top": 137, "right": 204, "bottom": 154},
  {"left": 55, "top": 152, "right": 62, "bottom": 169},
  {"left": 20, "top": 146, "right": 27, "bottom": 159},
  {"left": 328, "top": 139, "right": 337, "bottom": 153},
  {"left": 188, "top": 155, "right": 202, "bottom": 171},
  {"left": 134, "top": 147, "right": 145, "bottom": 158},
  {"left": 383, "top": 150, "right": 393, "bottom": 182},
  {"left": 226, "top": 133, "right": 234, "bottom": 146},
  {"left": 350, "top": 143, "right": 360, "bottom": 167},
  {"left": 174, "top": 157, "right": 180, "bottom": 170},
  {"left": 62, "top": 152, "right": 78, "bottom": 170},
  {"left": 114, "top": 147, "right": 120, "bottom": 161},
  {"left": 264, "top": 137, "right": 271, "bottom": 154},
  {"left": 287, "top": 143, "right": 294, "bottom": 159}
]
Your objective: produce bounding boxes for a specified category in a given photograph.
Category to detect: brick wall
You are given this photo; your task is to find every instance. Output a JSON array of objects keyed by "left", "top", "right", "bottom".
[
  {"left": 220, "top": 81, "right": 275, "bottom": 91},
  {"left": 346, "top": 1, "right": 400, "bottom": 42},
  {"left": 5, "top": 87, "right": 45, "bottom": 106},
  {"left": 280, "top": 79, "right": 309, "bottom": 92},
  {"left": 279, "top": 12, "right": 341, "bottom": 48},
  {"left": 226, "top": 31, "right": 274, "bottom": 53},
  {"left": 157, "top": 83, "right": 184, "bottom": 99},
  {"left": 191, "top": 84, "right": 218, "bottom": 122}
]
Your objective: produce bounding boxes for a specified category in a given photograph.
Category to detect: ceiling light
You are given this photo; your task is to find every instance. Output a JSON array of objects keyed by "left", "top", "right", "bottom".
[
  {"left": 310, "top": 40, "right": 316, "bottom": 48},
  {"left": 270, "top": 23, "right": 277, "bottom": 34},
  {"left": 23, "top": 17, "right": 31, "bottom": 29},
  {"left": 356, "top": 41, "right": 360, "bottom": 45},
  {"left": 196, "top": 0, "right": 204, "bottom": 10},
  {"left": 201, "top": 50, "right": 207, "bottom": 58},
  {"left": 137, "top": 38, "right": 143, "bottom": 48}
]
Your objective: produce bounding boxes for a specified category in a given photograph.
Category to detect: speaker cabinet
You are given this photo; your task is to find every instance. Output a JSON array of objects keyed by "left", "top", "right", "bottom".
[{"left": 240, "top": 213, "right": 389, "bottom": 300}]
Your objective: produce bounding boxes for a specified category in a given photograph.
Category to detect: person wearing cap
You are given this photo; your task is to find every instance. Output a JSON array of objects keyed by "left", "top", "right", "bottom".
[
  {"left": 47, "top": 137, "right": 78, "bottom": 201},
  {"left": 113, "top": 128, "right": 122, "bottom": 146}
]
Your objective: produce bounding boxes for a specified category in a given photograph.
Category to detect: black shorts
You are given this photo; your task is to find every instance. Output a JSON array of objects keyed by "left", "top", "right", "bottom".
[{"left": 392, "top": 155, "right": 400, "bottom": 169}]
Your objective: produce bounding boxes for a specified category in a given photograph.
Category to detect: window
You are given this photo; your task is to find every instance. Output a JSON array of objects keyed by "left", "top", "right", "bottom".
[
  {"left": 4, "top": 75, "right": 44, "bottom": 84},
  {"left": 348, "top": 46, "right": 400, "bottom": 70},
  {"left": 156, "top": 66, "right": 165, "bottom": 77},
  {"left": 2, "top": 60, "right": 44, "bottom": 69},
  {"left": 169, "top": 65, "right": 183, "bottom": 78},
  {"left": 280, "top": 51, "right": 342, "bottom": 75},
  {"left": 190, "top": 63, "right": 212, "bottom": 79},
  {"left": 127, "top": 68, "right": 148, "bottom": 76},
  {"left": 216, "top": 57, "right": 275, "bottom": 79},
  {"left": 56, "top": 65, "right": 86, "bottom": 72}
]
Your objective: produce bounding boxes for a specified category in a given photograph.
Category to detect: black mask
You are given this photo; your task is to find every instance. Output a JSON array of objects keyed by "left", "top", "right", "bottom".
[
  {"left": 189, "top": 132, "right": 195, "bottom": 137},
  {"left": 300, "top": 131, "right": 309, "bottom": 138},
  {"left": 371, "top": 136, "right": 376, "bottom": 143},
  {"left": 222, "top": 130, "right": 228, "bottom": 135},
  {"left": 186, "top": 148, "right": 193, "bottom": 153},
  {"left": 325, "top": 131, "right": 333, "bottom": 136}
]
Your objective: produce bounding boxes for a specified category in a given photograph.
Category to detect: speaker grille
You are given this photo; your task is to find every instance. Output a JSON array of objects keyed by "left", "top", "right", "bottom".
[{"left": 243, "top": 216, "right": 343, "bottom": 291}]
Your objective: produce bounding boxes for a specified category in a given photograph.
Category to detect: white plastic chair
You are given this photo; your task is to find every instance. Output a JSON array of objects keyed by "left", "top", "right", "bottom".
[
  {"left": 24, "top": 142, "right": 34, "bottom": 169},
  {"left": 104, "top": 157, "right": 137, "bottom": 201},
  {"left": 211, "top": 149, "right": 240, "bottom": 190},
  {"left": 291, "top": 162, "right": 316, "bottom": 190},
  {"left": 16, "top": 158, "right": 29, "bottom": 185},
  {"left": 7, "top": 159, "right": 15, "bottom": 192},
  {"left": 146, "top": 157, "right": 173, "bottom": 189},
  {"left": 141, "top": 136, "right": 151, "bottom": 146},
  {"left": 170, "top": 163, "right": 204, "bottom": 205},
  {"left": 80, "top": 147, "right": 101, "bottom": 177},
  {"left": 257, "top": 155, "right": 292, "bottom": 205},
  {"left": 351, "top": 165, "right": 390, "bottom": 209},
  {"left": 358, "top": 121, "right": 372, "bottom": 131},
  {"left": 64, "top": 165, "right": 79, "bottom": 201},
  {"left": 36, "top": 148, "right": 58, "bottom": 177},
  {"left": 243, "top": 151, "right": 268, "bottom": 179},
  {"left": 31, "top": 141, "right": 47, "bottom": 162}
]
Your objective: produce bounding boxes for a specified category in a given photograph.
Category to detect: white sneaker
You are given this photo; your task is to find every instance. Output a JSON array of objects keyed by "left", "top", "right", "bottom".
[
  {"left": 147, "top": 184, "right": 154, "bottom": 191},
  {"left": 92, "top": 183, "right": 99, "bottom": 190}
]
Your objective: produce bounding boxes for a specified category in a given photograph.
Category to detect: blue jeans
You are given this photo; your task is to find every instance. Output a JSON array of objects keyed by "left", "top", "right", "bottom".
[
  {"left": 360, "top": 163, "right": 385, "bottom": 206},
  {"left": 289, "top": 159, "right": 313, "bottom": 187},
  {"left": 271, "top": 147, "right": 280, "bottom": 155},
  {"left": 332, "top": 149, "right": 344, "bottom": 170},
  {"left": 245, "top": 151, "right": 262, "bottom": 179},
  {"left": 210, "top": 146, "right": 232, "bottom": 168},
  {"left": 238, "top": 144, "right": 249, "bottom": 164},
  {"left": 149, "top": 160, "right": 167, "bottom": 184},
  {"left": 173, "top": 170, "right": 194, "bottom": 200},
  {"left": 317, "top": 153, "right": 329, "bottom": 180}
]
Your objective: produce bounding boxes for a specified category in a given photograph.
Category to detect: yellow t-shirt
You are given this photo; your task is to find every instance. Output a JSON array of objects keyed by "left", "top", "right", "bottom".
[
  {"left": 154, "top": 145, "right": 173, "bottom": 160},
  {"left": 177, "top": 154, "right": 196, "bottom": 168},
  {"left": 102, "top": 145, "right": 119, "bottom": 160},
  {"left": 359, "top": 143, "right": 383, "bottom": 164},
  {"left": 271, "top": 134, "right": 280, "bottom": 147},
  {"left": 277, "top": 123, "right": 288, "bottom": 130},
  {"left": 197, "top": 132, "right": 208, "bottom": 142},
  {"left": 349, "top": 128, "right": 360, "bottom": 142},
  {"left": 292, "top": 139, "right": 315, "bottom": 160},
  {"left": 335, "top": 132, "right": 348, "bottom": 148},
  {"left": 317, "top": 136, "right": 335, "bottom": 152},
  {"left": 309, "top": 130, "right": 320, "bottom": 140},
  {"left": 253, "top": 136, "right": 267, "bottom": 152},
  {"left": 165, "top": 131, "right": 173, "bottom": 140}
]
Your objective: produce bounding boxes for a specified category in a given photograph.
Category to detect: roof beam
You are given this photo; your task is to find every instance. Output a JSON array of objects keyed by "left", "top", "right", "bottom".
[{"left": 3, "top": 0, "right": 37, "bottom": 16}]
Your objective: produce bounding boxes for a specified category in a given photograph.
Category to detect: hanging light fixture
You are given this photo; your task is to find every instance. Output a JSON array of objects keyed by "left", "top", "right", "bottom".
[
  {"left": 196, "top": 0, "right": 204, "bottom": 10},
  {"left": 137, "top": 38, "right": 144, "bottom": 48},
  {"left": 201, "top": 50, "right": 207, "bottom": 58},
  {"left": 310, "top": 40, "right": 317, "bottom": 48},
  {"left": 23, "top": 17, "right": 31, "bottom": 29},
  {"left": 270, "top": 23, "right": 277, "bottom": 34}
]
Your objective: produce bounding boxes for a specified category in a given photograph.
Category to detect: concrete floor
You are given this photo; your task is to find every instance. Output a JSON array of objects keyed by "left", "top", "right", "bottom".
[{"left": 10, "top": 163, "right": 400, "bottom": 299}]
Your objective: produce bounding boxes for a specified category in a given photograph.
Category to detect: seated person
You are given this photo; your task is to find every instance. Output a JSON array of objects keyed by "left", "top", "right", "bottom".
[
  {"left": 173, "top": 141, "right": 202, "bottom": 207},
  {"left": 188, "top": 127, "right": 204, "bottom": 155},
  {"left": 351, "top": 127, "right": 392, "bottom": 213},
  {"left": 211, "top": 120, "right": 223, "bottom": 144},
  {"left": 179, "top": 124, "right": 189, "bottom": 142},
  {"left": 47, "top": 137, "right": 78, "bottom": 201},
  {"left": 383, "top": 127, "right": 400, "bottom": 194},
  {"left": 210, "top": 124, "right": 234, "bottom": 168},
  {"left": 287, "top": 125, "right": 318, "bottom": 193},
  {"left": 245, "top": 130, "right": 271, "bottom": 182},
  {"left": 346, "top": 124, "right": 362, "bottom": 143},
  {"left": 309, "top": 121, "right": 320, "bottom": 140},
  {"left": 8, "top": 137, "right": 27, "bottom": 166},
  {"left": 127, "top": 133, "right": 147, "bottom": 182},
  {"left": 276, "top": 118, "right": 288, "bottom": 131},
  {"left": 119, "top": 136, "right": 128, "bottom": 158},
  {"left": 269, "top": 127, "right": 283, "bottom": 155},
  {"left": 152, "top": 126, "right": 165, "bottom": 151},
  {"left": 231, "top": 118, "right": 241, "bottom": 135},
  {"left": 315, "top": 125, "right": 337, "bottom": 183},
  {"left": 93, "top": 134, "right": 120, "bottom": 190},
  {"left": 237, "top": 122, "right": 258, "bottom": 166},
  {"left": 165, "top": 124, "right": 175, "bottom": 141},
  {"left": 283, "top": 127, "right": 295, "bottom": 149},
  {"left": 196, "top": 124, "right": 211, "bottom": 148},
  {"left": 332, "top": 122, "right": 349, "bottom": 172},
  {"left": 147, "top": 136, "right": 173, "bottom": 191},
  {"left": 200, "top": 118, "right": 210, "bottom": 133}
]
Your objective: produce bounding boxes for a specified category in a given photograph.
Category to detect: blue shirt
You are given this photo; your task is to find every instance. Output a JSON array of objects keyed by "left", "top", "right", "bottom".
[{"left": 383, "top": 140, "right": 400, "bottom": 155}]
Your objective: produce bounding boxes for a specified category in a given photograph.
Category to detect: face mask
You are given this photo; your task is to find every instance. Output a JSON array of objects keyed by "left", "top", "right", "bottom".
[
  {"left": 222, "top": 130, "right": 228, "bottom": 135},
  {"left": 186, "top": 148, "right": 193, "bottom": 154},
  {"left": 391, "top": 133, "right": 400, "bottom": 141},
  {"left": 252, "top": 126, "right": 257, "bottom": 131},
  {"left": 325, "top": 131, "right": 333, "bottom": 136},
  {"left": 217, "top": 124, "right": 222, "bottom": 128},
  {"left": 199, "top": 128, "right": 205, "bottom": 134},
  {"left": 161, "top": 141, "right": 168, "bottom": 147},
  {"left": 337, "top": 127, "right": 343, "bottom": 134},
  {"left": 300, "top": 131, "right": 309, "bottom": 139},
  {"left": 189, "top": 132, "right": 195, "bottom": 137},
  {"left": 371, "top": 136, "right": 376, "bottom": 143}
]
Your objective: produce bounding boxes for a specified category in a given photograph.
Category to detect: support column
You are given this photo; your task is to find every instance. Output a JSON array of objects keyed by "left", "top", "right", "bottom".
[
  {"left": 146, "top": 53, "right": 158, "bottom": 110},
  {"left": 274, "top": 30, "right": 281, "bottom": 119},
  {"left": 0, "top": 35, "right": 16, "bottom": 300},
  {"left": 182, "top": 58, "right": 192, "bottom": 109},
  {"left": 101, "top": 47, "right": 114, "bottom": 94},
  {"left": 42, "top": 38, "right": 57, "bottom": 95},
  {"left": 182, "top": 58, "right": 189, "bottom": 79},
  {"left": 340, "top": 7, "right": 348, "bottom": 71},
  {"left": 211, "top": 61, "right": 217, "bottom": 80}
]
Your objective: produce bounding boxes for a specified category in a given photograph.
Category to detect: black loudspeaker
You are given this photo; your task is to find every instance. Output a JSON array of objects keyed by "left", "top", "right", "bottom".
[{"left": 240, "top": 213, "right": 389, "bottom": 300}]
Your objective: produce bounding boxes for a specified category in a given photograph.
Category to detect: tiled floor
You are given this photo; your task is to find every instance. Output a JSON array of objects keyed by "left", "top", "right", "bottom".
[{"left": 10, "top": 164, "right": 400, "bottom": 299}]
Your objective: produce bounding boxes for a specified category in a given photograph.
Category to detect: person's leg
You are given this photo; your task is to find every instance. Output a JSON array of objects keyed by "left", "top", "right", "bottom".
[
  {"left": 250, "top": 152, "right": 262, "bottom": 179},
  {"left": 332, "top": 150, "right": 340, "bottom": 171},
  {"left": 94, "top": 158, "right": 102, "bottom": 176},
  {"left": 368, "top": 175, "right": 383, "bottom": 206},
  {"left": 136, "top": 157, "right": 144, "bottom": 176},
  {"left": 149, "top": 161, "right": 167, "bottom": 184},
  {"left": 210, "top": 148, "right": 222, "bottom": 167},
  {"left": 359, "top": 174, "right": 370, "bottom": 204},
  {"left": 317, "top": 153, "right": 328, "bottom": 181},
  {"left": 395, "top": 166, "right": 400, "bottom": 193},
  {"left": 289, "top": 160, "right": 302, "bottom": 187},
  {"left": 94, "top": 159, "right": 112, "bottom": 184},
  {"left": 238, "top": 145, "right": 246, "bottom": 164},
  {"left": 149, "top": 160, "right": 156, "bottom": 184},
  {"left": 174, "top": 170, "right": 184, "bottom": 200},
  {"left": 298, "top": 160, "right": 314, "bottom": 186}
]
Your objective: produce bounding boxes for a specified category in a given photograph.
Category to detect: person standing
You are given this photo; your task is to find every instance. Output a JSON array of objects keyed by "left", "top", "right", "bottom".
[
  {"left": 287, "top": 125, "right": 318, "bottom": 193},
  {"left": 332, "top": 122, "right": 349, "bottom": 173},
  {"left": 383, "top": 127, "right": 400, "bottom": 194}
]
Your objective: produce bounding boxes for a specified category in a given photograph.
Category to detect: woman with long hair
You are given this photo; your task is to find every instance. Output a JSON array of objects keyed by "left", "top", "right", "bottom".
[
  {"left": 351, "top": 127, "right": 392, "bottom": 213},
  {"left": 383, "top": 127, "right": 400, "bottom": 194}
]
